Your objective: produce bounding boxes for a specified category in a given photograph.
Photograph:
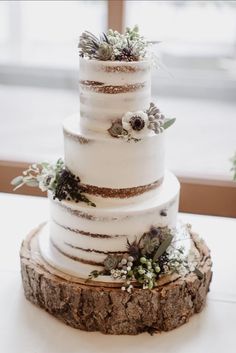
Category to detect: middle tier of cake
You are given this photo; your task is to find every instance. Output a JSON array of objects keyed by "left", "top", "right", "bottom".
[
  {"left": 63, "top": 114, "right": 165, "bottom": 205},
  {"left": 38, "top": 171, "right": 180, "bottom": 279}
]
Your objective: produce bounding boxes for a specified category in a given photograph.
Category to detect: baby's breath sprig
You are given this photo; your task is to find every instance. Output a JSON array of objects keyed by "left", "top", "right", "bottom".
[{"left": 11, "top": 159, "right": 96, "bottom": 207}]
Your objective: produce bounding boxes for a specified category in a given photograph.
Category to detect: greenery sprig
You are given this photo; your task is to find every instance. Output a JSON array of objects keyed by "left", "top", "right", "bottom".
[
  {"left": 79, "top": 26, "right": 149, "bottom": 61},
  {"left": 88, "top": 225, "right": 203, "bottom": 292},
  {"left": 231, "top": 152, "right": 236, "bottom": 181},
  {"left": 11, "top": 159, "right": 96, "bottom": 207}
]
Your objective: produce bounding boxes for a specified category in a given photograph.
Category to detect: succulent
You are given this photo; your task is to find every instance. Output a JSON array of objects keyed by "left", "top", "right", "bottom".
[
  {"left": 104, "top": 254, "right": 121, "bottom": 272},
  {"left": 107, "top": 120, "right": 127, "bottom": 138},
  {"left": 139, "top": 232, "right": 161, "bottom": 256},
  {"left": 94, "top": 42, "right": 113, "bottom": 61}
]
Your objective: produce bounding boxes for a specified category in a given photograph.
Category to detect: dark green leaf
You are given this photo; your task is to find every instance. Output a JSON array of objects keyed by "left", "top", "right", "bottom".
[
  {"left": 153, "top": 234, "right": 173, "bottom": 262},
  {"left": 86, "top": 270, "right": 101, "bottom": 283},
  {"left": 163, "top": 118, "right": 176, "bottom": 130}
]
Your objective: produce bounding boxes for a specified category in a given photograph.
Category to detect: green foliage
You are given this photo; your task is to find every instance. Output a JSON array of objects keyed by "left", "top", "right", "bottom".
[
  {"left": 11, "top": 159, "right": 96, "bottom": 207},
  {"left": 231, "top": 152, "right": 236, "bottom": 181},
  {"left": 88, "top": 225, "right": 204, "bottom": 292},
  {"left": 162, "top": 118, "right": 176, "bottom": 130}
]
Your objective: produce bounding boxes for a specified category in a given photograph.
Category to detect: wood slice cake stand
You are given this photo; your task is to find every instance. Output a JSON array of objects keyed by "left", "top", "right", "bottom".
[{"left": 20, "top": 223, "right": 213, "bottom": 335}]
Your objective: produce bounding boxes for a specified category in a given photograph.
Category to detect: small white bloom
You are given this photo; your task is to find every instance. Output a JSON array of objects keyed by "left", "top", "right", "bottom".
[
  {"left": 121, "top": 111, "right": 149, "bottom": 139},
  {"left": 146, "top": 272, "right": 153, "bottom": 279},
  {"left": 121, "top": 258, "right": 127, "bottom": 265}
]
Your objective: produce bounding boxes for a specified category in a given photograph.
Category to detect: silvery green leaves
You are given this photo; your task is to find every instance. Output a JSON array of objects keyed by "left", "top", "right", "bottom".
[
  {"left": 11, "top": 160, "right": 64, "bottom": 192},
  {"left": 146, "top": 102, "right": 176, "bottom": 134},
  {"left": 11, "top": 159, "right": 96, "bottom": 207},
  {"left": 78, "top": 26, "right": 149, "bottom": 61}
]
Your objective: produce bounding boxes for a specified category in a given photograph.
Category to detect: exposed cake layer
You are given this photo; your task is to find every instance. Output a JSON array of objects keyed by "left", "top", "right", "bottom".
[
  {"left": 79, "top": 58, "right": 151, "bottom": 132},
  {"left": 63, "top": 115, "right": 165, "bottom": 193},
  {"left": 39, "top": 172, "right": 180, "bottom": 279}
]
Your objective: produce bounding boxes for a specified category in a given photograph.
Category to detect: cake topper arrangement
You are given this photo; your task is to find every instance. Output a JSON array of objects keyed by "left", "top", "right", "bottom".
[{"left": 79, "top": 25, "right": 150, "bottom": 62}]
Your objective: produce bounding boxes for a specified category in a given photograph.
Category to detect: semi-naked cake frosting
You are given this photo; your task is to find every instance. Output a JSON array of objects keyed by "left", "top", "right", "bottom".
[
  {"left": 38, "top": 57, "right": 180, "bottom": 279},
  {"left": 15, "top": 28, "right": 212, "bottom": 335}
]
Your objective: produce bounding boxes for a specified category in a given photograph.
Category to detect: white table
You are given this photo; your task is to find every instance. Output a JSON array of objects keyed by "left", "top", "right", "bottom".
[{"left": 0, "top": 192, "right": 236, "bottom": 353}]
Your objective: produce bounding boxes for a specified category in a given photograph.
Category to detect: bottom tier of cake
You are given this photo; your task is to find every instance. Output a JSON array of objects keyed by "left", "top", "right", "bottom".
[
  {"left": 21, "top": 223, "right": 212, "bottom": 335},
  {"left": 44, "top": 171, "right": 180, "bottom": 279}
]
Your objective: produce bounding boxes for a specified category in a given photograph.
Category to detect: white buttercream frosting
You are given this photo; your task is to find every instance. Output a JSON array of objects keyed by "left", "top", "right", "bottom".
[
  {"left": 79, "top": 58, "right": 151, "bottom": 133},
  {"left": 38, "top": 56, "right": 182, "bottom": 283},
  {"left": 37, "top": 171, "right": 180, "bottom": 279},
  {"left": 63, "top": 114, "right": 165, "bottom": 190}
]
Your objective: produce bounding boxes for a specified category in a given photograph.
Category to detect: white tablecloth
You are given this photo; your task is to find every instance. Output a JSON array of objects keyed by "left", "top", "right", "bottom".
[{"left": 0, "top": 192, "right": 236, "bottom": 353}]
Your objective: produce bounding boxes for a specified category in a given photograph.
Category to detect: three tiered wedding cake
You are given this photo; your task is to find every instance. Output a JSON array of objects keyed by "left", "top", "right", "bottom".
[{"left": 14, "top": 27, "right": 212, "bottom": 335}]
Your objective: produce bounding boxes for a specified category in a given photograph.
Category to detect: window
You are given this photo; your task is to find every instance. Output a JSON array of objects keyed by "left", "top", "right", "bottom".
[
  {"left": 125, "top": 1, "right": 236, "bottom": 99},
  {"left": 0, "top": 0, "right": 107, "bottom": 68},
  {"left": 0, "top": 2, "right": 8, "bottom": 44}
]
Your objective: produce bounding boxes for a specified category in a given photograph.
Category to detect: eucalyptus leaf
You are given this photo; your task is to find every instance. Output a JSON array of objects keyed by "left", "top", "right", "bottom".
[
  {"left": 153, "top": 234, "right": 173, "bottom": 262},
  {"left": 11, "top": 176, "right": 23, "bottom": 186},
  {"left": 25, "top": 179, "right": 39, "bottom": 187},
  {"left": 13, "top": 182, "right": 25, "bottom": 191},
  {"left": 163, "top": 118, "right": 176, "bottom": 130}
]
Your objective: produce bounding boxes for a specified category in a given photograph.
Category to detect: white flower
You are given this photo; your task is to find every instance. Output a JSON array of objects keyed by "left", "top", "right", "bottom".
[{"left": 121, "top": 111, "right": 149, "bottom": 139}]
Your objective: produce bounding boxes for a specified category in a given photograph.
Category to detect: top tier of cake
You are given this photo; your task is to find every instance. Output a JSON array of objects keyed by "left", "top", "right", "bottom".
[{"left": 79, "top": 58, "right": 151, "bottom": 133}]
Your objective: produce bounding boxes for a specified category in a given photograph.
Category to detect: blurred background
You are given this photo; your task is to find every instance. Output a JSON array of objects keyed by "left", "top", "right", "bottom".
[{"left": 0, "top": 0, "right": 235, "bottom": 216}]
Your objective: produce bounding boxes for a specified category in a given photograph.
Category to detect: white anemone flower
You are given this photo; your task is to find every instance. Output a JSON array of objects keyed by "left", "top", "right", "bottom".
[{"left": 121, "top": 111, "right": 149, "bottom": 139}]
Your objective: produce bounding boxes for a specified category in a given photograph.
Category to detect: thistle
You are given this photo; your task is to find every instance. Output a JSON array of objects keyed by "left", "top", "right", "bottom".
[
  {"left": 127, "top": 239, "right": 140, "bottom": 261},
  {"left": 78, "top": 31, "right": 100, "bottom": 58}
]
